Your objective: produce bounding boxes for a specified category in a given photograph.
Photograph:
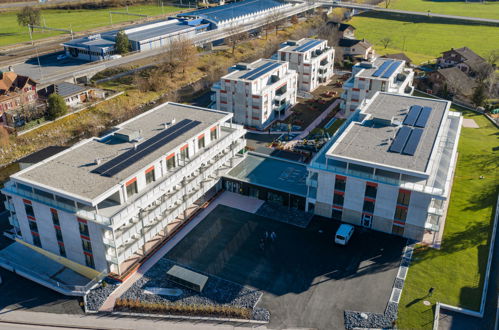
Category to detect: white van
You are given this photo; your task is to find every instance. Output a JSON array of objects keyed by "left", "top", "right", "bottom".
[{"left": 335, "top": 224, "right": 354, "bottom": 245}]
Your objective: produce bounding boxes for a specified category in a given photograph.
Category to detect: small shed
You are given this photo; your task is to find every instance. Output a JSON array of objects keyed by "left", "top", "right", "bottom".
[{"left": 166, "top": 265, "right": 208, "bottom": 293}]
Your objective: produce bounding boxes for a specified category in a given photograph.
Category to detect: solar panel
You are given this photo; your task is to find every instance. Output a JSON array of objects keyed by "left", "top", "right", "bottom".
[
  {"left": 415, "top": 106, "right": 432, "bottom": 128},
  {"left": 402, "top": 128, "right": 423, "bottom": 155},
  {"left": 371, "top": 60, "right": 393, "bottom": 77},
  {"left": 296, "top": 40, "right": 322, "bottom": 53},
  {"left": 381, "top": 61, "right": 402, "bottom": 78},
  {"left": 239, "top": 61, "right": 274, "bottom": 80},
  {"left": 403, "top": 105, "right": 422, "bottom": 126},
  {"left": 294, "top": 40, "right": 316, "bottom": 52},
  {"left": 93, "top": 119, "right": 201, "bottom": 177},
  {"left": 247, "top": 62, "right": 281, "bottom": 80},
  {"left": 388, "top": 126, "right": 411, "bottom": 153}
]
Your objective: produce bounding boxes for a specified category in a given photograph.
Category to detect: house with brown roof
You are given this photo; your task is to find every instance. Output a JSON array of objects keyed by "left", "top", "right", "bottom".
[
  {"left": 427, "top": 67, "right": 477, "bottom": 98},
  {"left": 0, "top": 71, "right": 38, "bottom": 126},
  {"left": 326, "top": 22, "right": 356, "bottom": 39},
  {"left": 383, "top": 53, "right": 412, "bottom": 66},
  {"left": 338, "top": 38, "right": 375, "bottom": 60},
  {"left": 436, "top": 47, "right": 487, "bottom": 77}
]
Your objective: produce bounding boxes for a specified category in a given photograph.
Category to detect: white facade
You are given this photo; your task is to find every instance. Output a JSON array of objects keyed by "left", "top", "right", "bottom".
[
  {"left": 341, "top": 58, "right": 414, "bottom": 117},
  {"left": 212, "top": 59, "right": 298, "bottom": 129},
  {"left": 277, "top": 38, "right": 335, "bottom": 92},
  {"left": 2, "top": 103, "right": 246, "bottom": 275},
  {"left": 307, "top": 93, "right": 462, "bottom": 241}
]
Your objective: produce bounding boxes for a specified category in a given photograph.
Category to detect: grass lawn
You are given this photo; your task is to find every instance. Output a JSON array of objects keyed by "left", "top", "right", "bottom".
[
  {"left": 397, "top": 108, "right": 499, "bottom": 328},
  {"left": 348, "top": 12, "right": 499, "bottom": 64},
  {"left": 0, "top": 4, "right": 180, "bottom": 47},
  {"left": 389, "top": 0, "right": 499, "bottom": 20}
]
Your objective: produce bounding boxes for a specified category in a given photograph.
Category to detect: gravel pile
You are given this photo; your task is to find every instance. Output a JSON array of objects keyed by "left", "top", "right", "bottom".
[
  {"left": 344, "top": 302, "right": 397, "bottom": 329},
  {"left": 86, "top": 281, "right": 118, "bottom": 312},
  {"left": 119, "top": 258, "right": 267, "bottom": 320}
]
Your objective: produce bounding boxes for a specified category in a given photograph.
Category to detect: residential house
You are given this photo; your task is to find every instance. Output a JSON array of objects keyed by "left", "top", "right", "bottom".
[
  {"left": 0, "top": 72, "right": 38, "bottom": 126},
  {"left": 426, "top": 67, "right": 477, "bottom": 99},
  {"left": 437, "top": 47, "right": 488, "bottom": 77},
  {"left": 38, "top": 82, "right": 93, "bottom": 108},
  {"left": 327, "top": 22, "right": 356, "bottom": 39},
  {"left": 384, "top": 53, "right": 412, "bottom": 67},
  {"left": 339, "top": 38, "right": 375, "bottom": 60}
]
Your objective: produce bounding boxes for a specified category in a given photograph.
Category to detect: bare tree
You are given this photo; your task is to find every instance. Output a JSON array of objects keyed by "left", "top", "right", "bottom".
[
  {"left": 267, "top": 9, "right": 286, "bottom": 35},
  {"left": 176, "top": 38, "right": 198, "bottom": 75},
  {"left": 224, "top": 25, "right": 248, "bottom": 55},
  {"left": 383, "top": 0, "right": 391, "bottom": 8},
  {"left": 318, "top": 23, "right": 340, "bottom": 48},
  {"left": 0, "top": 126, "right": 9, "bottom": 148},
  {"left": 380, "top": 37, "right": 392, "bottom": 49}
]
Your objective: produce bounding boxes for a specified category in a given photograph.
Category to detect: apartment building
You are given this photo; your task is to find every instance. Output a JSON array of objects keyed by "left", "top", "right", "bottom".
[
  {"left": 341, "top": 58, "right": 414, "bottom": 117},
  {"left": 307, "top": 92, "right": 462, "bottom": 240},
  {"left": 212, "top": 59, "right": 298, "bottom": 129},
  {"left": 2, "top": 103, "right": 246, "bottom": 276},
  {"left": 277, "top": 38, "right": 335, "bottom": 92}
]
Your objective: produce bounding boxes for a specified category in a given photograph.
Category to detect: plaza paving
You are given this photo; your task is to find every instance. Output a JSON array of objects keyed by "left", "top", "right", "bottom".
[{"left": 166, "top": 204, "right": 407, "bottom": 329}]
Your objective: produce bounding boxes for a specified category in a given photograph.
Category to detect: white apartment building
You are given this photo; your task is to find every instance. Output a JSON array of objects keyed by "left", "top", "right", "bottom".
[
  {"left": 341, "top": 58, "right": 414, "bottom": 117},
  {"left": 307, "top": 92, "right": 462, "bottom": 240},
  {"left": 212, "top": 59, "right": 298, "bottom": 129},
  {"left": 2, "top": 103, "right": 246, "bottom": 276},
  {"left": 277, "top": 38, "right": 335, "bottom": 92}
]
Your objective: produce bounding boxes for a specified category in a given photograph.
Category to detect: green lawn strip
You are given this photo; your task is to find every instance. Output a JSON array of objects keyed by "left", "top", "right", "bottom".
[
  {"left": 348, "top": 13, "right": 499, "bottom": 65},
  {"left": 0, "top": 5, "right": 180, "bottom": 47},
  {"left": 397, "top": 109, "right": 499, "bottom": 329},
  {"left": 389, "top": 0, "right": 499, "bottom": 20}
]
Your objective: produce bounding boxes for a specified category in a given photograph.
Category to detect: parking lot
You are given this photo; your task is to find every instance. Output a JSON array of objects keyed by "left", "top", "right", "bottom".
[{"left": 166, "top": 204, "right": 407, "bottom": 329}]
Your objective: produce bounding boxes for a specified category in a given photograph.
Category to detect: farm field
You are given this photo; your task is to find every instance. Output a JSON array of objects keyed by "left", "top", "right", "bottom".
[
  {"left": 389, "top": 0, "right": 499, "bottom": 20},
  {"left": 349, "top": 12, "right": 499, "bottom": 64},
  {"left": 0, "top": 4, "right": 181, "bottom": 47},
  {"left": 397, "top": 103, "right": 499, "bottom": 328}
]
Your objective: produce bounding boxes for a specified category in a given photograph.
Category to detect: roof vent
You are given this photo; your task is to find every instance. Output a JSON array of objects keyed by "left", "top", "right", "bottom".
[
  {"left": 235, "top": 63, "right": 250, "bottom": 70},
  {"left": 95, "top": 158, "right": 101, "bottom": 165},
  {"left": 286, "top": 40, "right": 297, "bottom": 46},
  {"left": 114, "top": 128, "right": 141, "bottom": 142},
  {"left": 359, "top": 61, "right": 374, "bottom": 69}
]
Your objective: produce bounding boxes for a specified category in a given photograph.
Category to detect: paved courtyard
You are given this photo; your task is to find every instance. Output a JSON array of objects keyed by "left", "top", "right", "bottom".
[{"left": 166, "top": 205, "right": 406, "bottom": 329}]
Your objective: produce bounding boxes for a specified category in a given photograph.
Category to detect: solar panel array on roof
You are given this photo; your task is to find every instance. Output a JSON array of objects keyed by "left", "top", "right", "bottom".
[
  {"left": 371, "top": 60, "right": 393, "bottom": 77},
  {"left": 403, "top": 105, "right": 422, "bottom": 126},
  {"left": 402, "top": 128, "right": 423, "bottom": 155},
  {"left": 93, "top": 119, "right": 201, "bottom": 177},
  {"left": 415, "top": 106, "right": 432, "bottom": 128},
  {"left": 239, "top": 62, "right": 273, "bottom": 80},
  {"left": 248, "top": 62, "right": 281, "bottom": 80},
  {"left": 240, "top": 62, "right": 281, "bottom": 80},
  {"left": 294, "top": 39, "right": 322, "bottom": 52},
  {"left": 381, "top": 61, "right": 402, "bottom": 78},
  {"left": 388, "top": 126, "right": 411, "bottom": 153}
]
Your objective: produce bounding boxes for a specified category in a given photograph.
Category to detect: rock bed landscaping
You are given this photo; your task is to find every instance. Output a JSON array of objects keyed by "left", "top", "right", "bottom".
[
  {"left": 119, "top": 258, "right": 269, "bottom": 321},
  {"left": 344, "top": 243, "right": 414, "bottom": 329},
  {"left": 86, "top": 281, "right": 118, "bottom": 312}
]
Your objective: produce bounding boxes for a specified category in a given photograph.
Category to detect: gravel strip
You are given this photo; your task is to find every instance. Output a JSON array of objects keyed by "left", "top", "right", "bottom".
[{"left": 86, "top": 281, "right": 118, "bottom": 312}]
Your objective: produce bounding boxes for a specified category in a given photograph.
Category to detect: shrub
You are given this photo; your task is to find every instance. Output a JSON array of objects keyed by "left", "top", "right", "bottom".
[{"left": 46, "top": 94, "right": 68, "bottom": 120}]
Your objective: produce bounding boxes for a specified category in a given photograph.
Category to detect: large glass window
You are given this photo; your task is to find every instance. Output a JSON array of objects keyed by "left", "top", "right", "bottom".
[
  {"left": 394, "top": 207, "right": 408, "bottom": 221},
  {"left": 59, "top": 244, "right": 66, "bottom": 257},
  {"left": 365, "top": 184, "right": 377, "bottom": 199},
  {"left": 28, "top": 220, "right": 38, "bottom": 232},
  {"left": 167, "top": 155, "right": 176, "bottom": 171},
  {"left": 334, "top": 176, "right": 346, "bottom": 191},
  {"left": 333, "top": 193, "right": 344, "bottom": 206},
  {"left": 210, "top": 127, "right": 217, "bottom": 141},
  {"left": 55, "top": 227, "right": 63, "bottom": 241},
  {"left": 84, "top": 254, "right": 95, "bottom": 268},
  {"left": 51, "top": 209, "right": 60, "bottom": 226},
  {"left": 78, "top": 220, "right": 89, "bottom": 236},
  {"left": 180, "top": 146, "right": 189, "bottom": 161},
  {"left": 397, "top": 190, "right": 411, "bottom": 206},
  {"left": 145, "top": 169, "right": 155, "bottom": 185},
  {"left": 363, "top": 200, "right": 375, "bottom": 214},
  {"left": 25, "top": 203, "right": 34, "bottom": 217},
  {"left": 198, "top": 135, "right": 205, "bottom": 149},
  {"left": 126, "top": 180, "right": 138, "bottom": 198},
  {"left": 81, "top": 239, "right": 92, "bottom": 253},
  {"left": 33, "top": 234, "right": 41, "bottom": 247},
  {"left": 392, "top": 224, "right": 405, "bottom": 236},
  {"left": 332, "top": 209, "right": 343, "bottom": 220}
]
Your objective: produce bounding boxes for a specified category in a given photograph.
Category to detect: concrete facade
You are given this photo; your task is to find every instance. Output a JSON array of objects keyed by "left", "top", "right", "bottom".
[
  {"left": 212, "top": 59, "right": 298, "bottom": 129},
  {"left": 277, "top": 38, "right": 335, "bottom": 92},
  {"left": 2, "top": 103, "right": 247, "bottom": 276},
  {"left": 341, "top": 57, "right": 414, "bottom": 117}
]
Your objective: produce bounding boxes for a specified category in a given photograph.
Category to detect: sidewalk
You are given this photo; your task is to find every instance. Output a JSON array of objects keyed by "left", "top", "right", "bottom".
[{"left": 99, "top": 192, "right": 264, "bottom": 312}]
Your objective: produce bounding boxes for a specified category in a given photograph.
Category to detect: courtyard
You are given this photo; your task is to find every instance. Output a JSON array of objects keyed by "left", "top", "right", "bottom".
[{"left": 165, "top": 204, "right": 407, "bottom": 329}]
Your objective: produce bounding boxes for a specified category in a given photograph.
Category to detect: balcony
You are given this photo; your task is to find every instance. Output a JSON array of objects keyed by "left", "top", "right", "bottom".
[{"left": 211, "top": 82, "right": 221, "bottom": 92}]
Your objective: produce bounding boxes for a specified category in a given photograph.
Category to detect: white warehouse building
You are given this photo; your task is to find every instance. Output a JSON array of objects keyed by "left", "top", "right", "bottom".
[
  {"left": 2, "top": 103, "right": 246, "bottom": 276},
  {"left": 212, "top": 59, "right": 298, "bottom": 129},
  {"left": 277, "top": 38, "right": 335, "bottom": 92},
  {"left": 341, "top": 58, "right": 414, "bottom": 117},
  {"left": 307, "top": 92, "right": 462, "bottom": 240}
]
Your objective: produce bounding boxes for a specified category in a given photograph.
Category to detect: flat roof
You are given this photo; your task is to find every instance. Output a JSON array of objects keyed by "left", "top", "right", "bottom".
[
  {"left": 15, "top": 103, "right": 230, "bottom": 202},
  {"left": 63, "top": 36, "right": 115, "bottom": 49},
  {"left": 279, "top": 38, "right": 326, "bottom": 53},
  {"left": 126, "top": 21, "right": 194, "bottom": 42},
  {"left": 224, "top": 59, "right": 286, "bottom": 81},
  {"left": 326, "top": 93, "right": 449, "bottom": 174},
  {"left": 225, "top": 153, "right": 308, "bottom": 196},
  {"left": 17, "top": 146, "right": 68, "bottom": 164},
  {"left": 177, "top": 0, "right": 287, "bottom": 23},
  {"left": 357, "top": 58, "right": 405, "bottom": 79}
]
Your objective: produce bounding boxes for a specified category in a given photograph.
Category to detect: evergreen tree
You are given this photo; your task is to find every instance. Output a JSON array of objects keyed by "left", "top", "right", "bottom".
[
  {"left": 115, "top": 30, "right": 130, "bottom": 54},
  {"left": 47, "top": 94, "right": 68, "bottom": 120}
]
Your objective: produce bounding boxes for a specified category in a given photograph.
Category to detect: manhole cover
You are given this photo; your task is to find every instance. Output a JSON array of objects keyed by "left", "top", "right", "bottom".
[{"left": 423, "top": 300, "right": 431, "bottom": 306}]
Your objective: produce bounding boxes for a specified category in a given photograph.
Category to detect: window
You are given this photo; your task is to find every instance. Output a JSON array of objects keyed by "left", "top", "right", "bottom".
[
  {"left": 78, "top": 220, "right": 89, "bottom": 236},
  {"left": 180, "top": 145, "right": 189, "bottom": 161},
  {"left": 28, "top": 220, "right": 38, "bottom": 232},
  {"left": 394, "top": 207, "right": 408, "bottom": 221},
  {"left": 81, "top": 239, "right": 92, "bottom": 253},
  {"left": 32, "top": 234, "right": 41, "bottom": 247},
  {"left": 392, "top": 224, "right": 405, "bottom": 236},
  {"left": 334, "top": 176, "right": 346, "bottom": 191},
  {"left": 51, "top": 209, "right": 60, "bottom": 226},
  {"left": 333, "top": 193, "right": 344, "bottom": 206},
  {"left": 55, "top": 227, "right": 63, "bottom": 241},
  {"left": 25, "top": 203, "right": 34, "bottom": 217},
  {"left": 59, "top": 243, "right": 66, "bottom": 257},
  {"left": 126, "top": 180, "right": 138, "bottom": 198},
  {"left": 84, "top": 254, "right": 95, "bottom": 268},
  {"left": 167, "top": 154, "right": 176, "bottom": 170},
  {"left": 198, "top": 135, "right": 205, "bottom": 149},
  {"left": 363, "top": 200, "right": 375, "bottom": 214},
  {"left": 332, "top": 209, "right": 343, "bottom": 220},
  {"left": 210, "top": 127, "right": 217, "bottom": 141},
  {"left": 145, "top": 168, "right": 155, "bottom": 185},
  {"left": 397, "top": 190, "right": 411, "bottom": 206},
  {"left": 365, "top": 184, "right": 377, "bottom": 199}
]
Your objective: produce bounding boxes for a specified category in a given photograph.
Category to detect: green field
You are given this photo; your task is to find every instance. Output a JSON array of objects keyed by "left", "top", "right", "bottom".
[
  {"left": 397, "top": 104, "right": 499, "bottom": 328},
  {"left": 0, "top": 4, "right": 181, "bottom": 47},
  {"left": 349, "top": 12, "right": 499, "bottom": 64},
  {"left": 389, "top": 0, "right": 499, "bottom": 20}
]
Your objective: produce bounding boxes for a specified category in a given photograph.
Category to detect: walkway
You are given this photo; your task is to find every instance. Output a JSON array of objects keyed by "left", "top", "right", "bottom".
[
  {"left": 99, "top": 192, "right": 264, "bottom": 312},
  {"left": 293, "top": 98, "right": 341, "bottom": 141}
]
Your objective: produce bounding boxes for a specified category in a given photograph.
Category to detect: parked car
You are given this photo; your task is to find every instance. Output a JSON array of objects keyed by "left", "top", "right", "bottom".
[
  {"left": 109, "top": 54, "right": 122, "bottom": 60},
  {"left": 334, "top": 224, "right": 354, "bottom": 245},
  {"left": 56, "top": 54, "right": 68, "bottom": 61}
]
